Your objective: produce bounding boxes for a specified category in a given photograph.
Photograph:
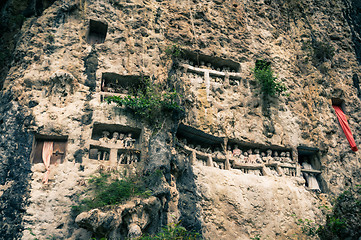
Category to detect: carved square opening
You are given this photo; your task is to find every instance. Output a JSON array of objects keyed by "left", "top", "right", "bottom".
[
  {"left": 101, "top": 73, "right": 142, "bottom": 94},
  {"left": 182, "top": 50, "right": 241, "bottom": 72},
  {"left": 30, "top": 135, "right": 68, "bottom": 165},
  {"left": 176, "top": 124, "right": 224, "bottom": 150},
  {"left": 297, "top": 146, "right": 324, "bottom": 192},
  {"left": 89, "top": 145, "right": 110, "bottom": 161},
  {"left": 91, "top": 123, "right": 141, "bottom": 143},
  {"left": 331, "top": 98, "right": 346, "bottom": 113},
  {"left": 86, "top": 19, "right": 108, "bottom": 44}
]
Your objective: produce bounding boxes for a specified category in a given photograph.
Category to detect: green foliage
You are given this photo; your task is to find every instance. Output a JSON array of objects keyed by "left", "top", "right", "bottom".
[
  {"left": 165, "top": 45, "right": 184, "bottom": 59},
  {"left": 318, "top": 216, "right": 346, "bottom": 239},
  {"left": 26, "top": 228, "right": 56, "bottom": 240},
  {"left": 250, "top": 234, "right": 261, "bottom": 240},
  {"left": 72, "top": 171, "right": 153, "bottom": 214},
  {"left": 318, "top": 204, "right": 331, "bottom": 211},
  {"left": 317, "top": 185, "right": 361, "bottom": 240},
  {"left": 138, "top": 222, "right": 202, "bottom": 240},
  {"left": 252, "top": 59, "right": 288, "bottom": 97},
  {"left": 296, "top": 218, "right": 317, "bottom": 237},
  {"left": 106, "top": 77, "right": 184, "bottom": 125}
]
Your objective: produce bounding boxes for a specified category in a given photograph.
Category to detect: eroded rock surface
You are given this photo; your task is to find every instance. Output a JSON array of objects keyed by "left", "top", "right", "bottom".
[
  {"left": 0, "top": 0, "right": 361, "bottom": 239},
  {"left": 75, "top": 197, "right": 162, "bottom": 240}
]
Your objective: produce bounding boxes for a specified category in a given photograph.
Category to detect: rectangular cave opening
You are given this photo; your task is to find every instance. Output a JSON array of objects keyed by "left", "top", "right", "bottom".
[
  {"left": 30, "top": 135, "right": 68, "bottom": 165},
  {"left": 89, "top": 145, "right": 110, "bottom": 161},
  {"left": 101, "top": 73, "right": 143, "bottom": 94},
  {"left": 86, "top": 19, "right": 108, "bottom": 44},
  {"left": 181, "top": 49, "right": 241, "bottom": 72},
  {"left": 297, "top": 146, "right": 324, "bottom": 192},
  {"left": 331, "top": 98, "right": 346, "bottom": 113},
  {"left": 36, "top": 0, "right": 56, "bottom": 11},
  {"left": 176, "top": 124, "right": 224, "bottom": 152}
]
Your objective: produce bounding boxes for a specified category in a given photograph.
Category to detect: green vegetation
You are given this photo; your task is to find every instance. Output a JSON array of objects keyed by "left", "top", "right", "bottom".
[
  {"left": 27, "top": 228, "right": 57, "bottom": 240},
  {"left": 165, "top": 45, "right": 184, "bottom": 59},
  {"left": 106, "top": 77, "right": 184, "bottom": 125},
  {"left": 250, "top": 234, "right": 261, "bottom": 240},
  {"left": 293, "top": 185, "right": 361, "bottom": 239},
  {"left": 296, "top": 218, "right": 317, "bottom": 237},
  {"left": 72, "top": 171, "right": 153, "bottom": 215},
  {"left": 318, "top": 216, "right": 346, "bottom": 239},
  {"left": 252, "top": 59, "right": 288, "bottom": 97},
  {"left": 138, "top": 222, "right": 202, "bottom": 240},
  {"left": 317, "top": 185, "right": 361, "bottom": 240}
]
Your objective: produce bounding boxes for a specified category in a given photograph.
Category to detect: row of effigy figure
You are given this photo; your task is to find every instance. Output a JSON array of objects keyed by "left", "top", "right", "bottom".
[
  {"left": 180, "top": 140, "right": 293, "bottom": 165},
  {"left": 229, "top": 145, "right": 293, "bottom": 165},
  {"left": 183, "top": 60, "right": 237, "bottom": 73},
  {"left": 102, "top": 82, "right": 129, "bottom": 94},
  {"left": 99, "top": 131, "right": 136, "bottom": 148}
]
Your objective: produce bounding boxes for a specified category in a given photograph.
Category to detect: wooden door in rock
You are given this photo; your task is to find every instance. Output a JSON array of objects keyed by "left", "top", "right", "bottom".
[{"left": 32, "top": 140, "right": 67, "bottom": 164}]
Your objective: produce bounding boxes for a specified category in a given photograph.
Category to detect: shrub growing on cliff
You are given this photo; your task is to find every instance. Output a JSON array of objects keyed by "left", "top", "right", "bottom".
[
  {"left": 165, "top": 44, "right": 184, "bottom": 59},
  {"left": 317, "top": 185, "right": 361, "bottom": 240},
  {"left": 252, "top": 59, "right": 287, "bottom": 97},
  {"left": 138, "top": 222, "right": 202, "bottom": 240},
  {"left": 72, "top": 171, "right": 153, "bottom": 214},
  {"left": 106, "top": 76, "right": 184, "bottom": 125}
]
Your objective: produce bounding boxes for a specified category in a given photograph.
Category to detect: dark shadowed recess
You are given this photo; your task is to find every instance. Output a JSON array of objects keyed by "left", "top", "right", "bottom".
[
  {"left": 0, "top": 92, "right": 33, "bottom": 240},
  {"left": 84, "top": 50, "right": 98, "bottom": 91},
  {"left": 175, "top": 160, "right": 203, "bottom": 234}
]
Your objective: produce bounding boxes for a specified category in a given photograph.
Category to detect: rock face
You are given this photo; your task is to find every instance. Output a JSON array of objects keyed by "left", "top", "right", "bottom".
[
  {"left": 75, "top": 197, "right": 162, "bottom": 240},
  {"left": 0, "top": 92, "right": 33, "bottom": 240},
  {"left": 0, "top": 0, "right": 361, "bottom": 239},
  {"left": 193, "top": 163, "right": 322, "bottom": 239}
]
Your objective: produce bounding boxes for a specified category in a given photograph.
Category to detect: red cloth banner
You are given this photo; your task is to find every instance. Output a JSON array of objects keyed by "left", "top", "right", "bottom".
[{"left": 333, "top": 105, "right": 358, "bottom": 152}]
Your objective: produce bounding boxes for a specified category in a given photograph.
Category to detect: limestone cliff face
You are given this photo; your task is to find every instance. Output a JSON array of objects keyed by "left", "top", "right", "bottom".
[{"left": 0, "top": 0, "right": 361, "bottom": 239}]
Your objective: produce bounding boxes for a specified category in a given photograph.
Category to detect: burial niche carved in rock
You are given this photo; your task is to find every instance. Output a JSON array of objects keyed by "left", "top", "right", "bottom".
[
  {"left": 298, "top": 146, "right": 323, "bottom": 192},
  {"left": 89, "top": 124, "right": 142, "bottom": 165},
  {"left": 30, "top": 135, "right": 68, "bottom": 184},
  {"left": 86, "top": 19, "right": 108, "bottom": 44},
  {"left": 30, "top": 136, "right": 67, "bottom": 165}
]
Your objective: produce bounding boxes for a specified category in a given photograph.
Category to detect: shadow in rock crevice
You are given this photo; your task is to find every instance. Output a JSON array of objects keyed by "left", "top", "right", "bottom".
[{"left": 0, "top": 91, "right": 33, "bottom": 240}]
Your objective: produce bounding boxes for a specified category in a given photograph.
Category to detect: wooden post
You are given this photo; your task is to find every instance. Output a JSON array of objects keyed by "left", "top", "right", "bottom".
[
  {"left": 190, "top": 151, "right": 196, "bottom": 165},
  {"left": 223, "top": 138, "right": 231, "bottom": 170},
  {"left": 109, "top": 148, "right": 118, "bottom": 166},
  {"left": 206, "top": 155, "right": 213, "bottom": 167},
  {"left": 276, "top": 164, "right": 283, "bottom": 176},
  {"left": 224, "top": 73, "right": 230, "bottom": 86},
  {"left": 261, "top": 166, "right": 269, "bottom": 176}
]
